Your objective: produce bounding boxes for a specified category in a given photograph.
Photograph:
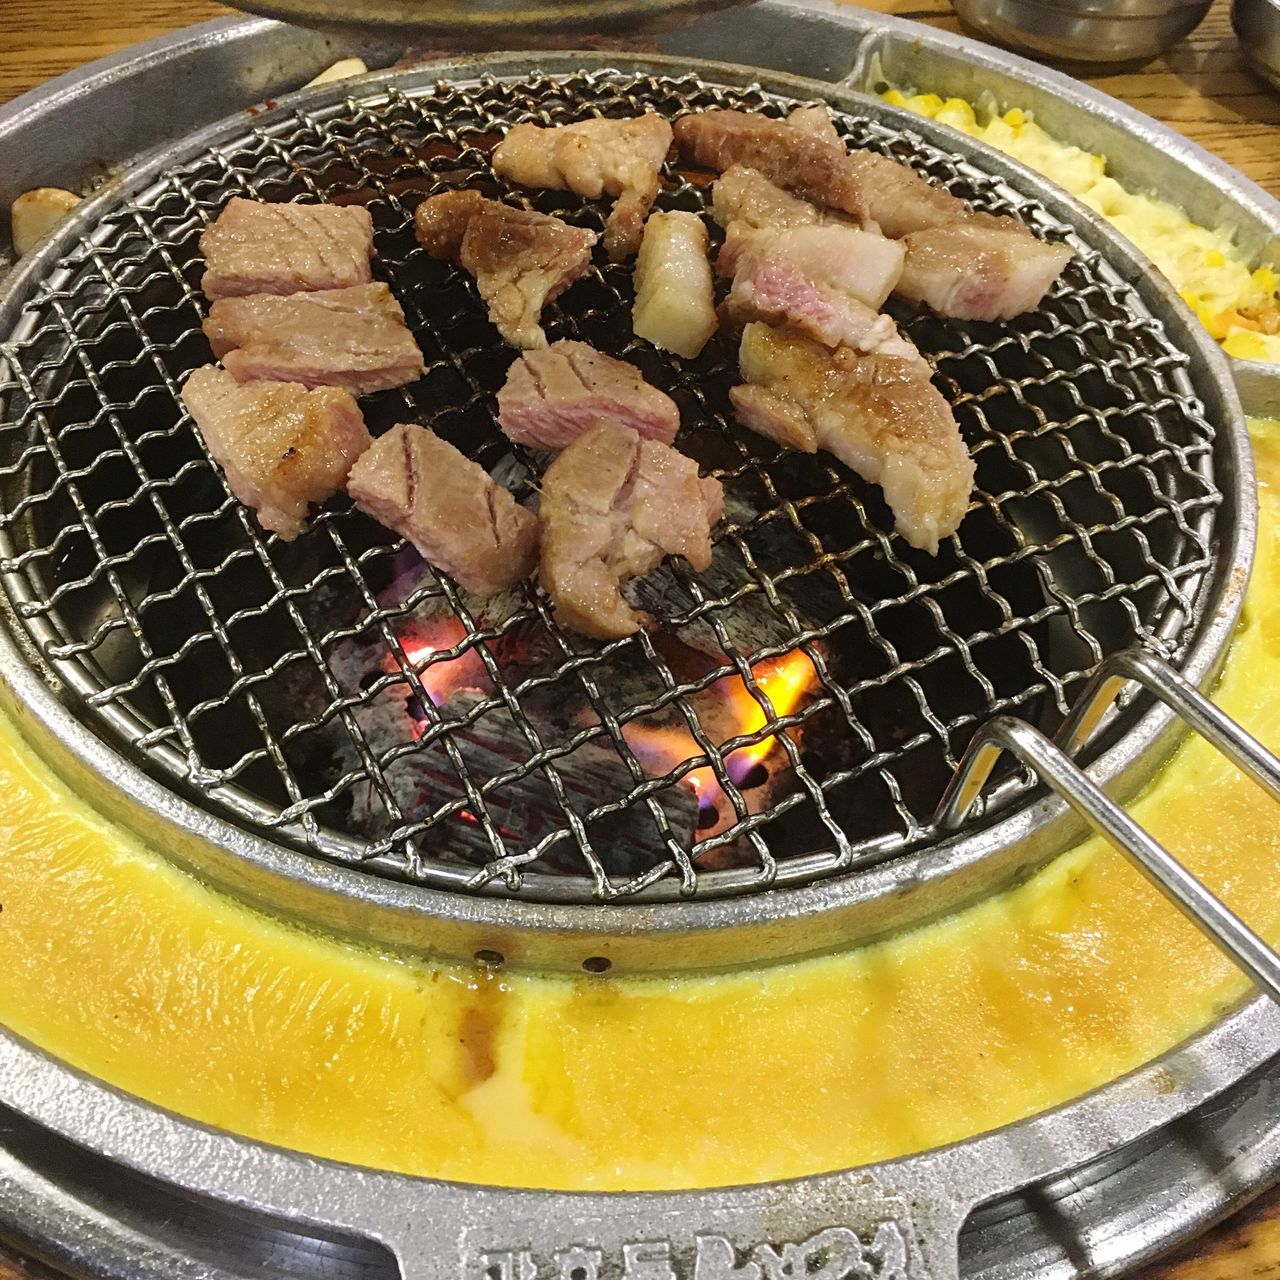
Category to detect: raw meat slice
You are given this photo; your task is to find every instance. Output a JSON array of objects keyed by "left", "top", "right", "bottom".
[
  {"left": 347, "top": 423, "right": 539, "bottom": 597},
  {"left": 539, "top": 421, "right": 724, "bottom": 639},
  {"left": 497, "top": 340, "right": 680, "bottom": 450},
  {"left": 181, "top": 365, "right": 370, "bottom": 541},
  {"left": 204, "top": 283, "right": 425, "bottom": 395},
  {"left": 731, "top": 323, "right": 974, "bottom": 553},
  {"left": 199, "top": 197, "right": 375, "bottom": 300},
  {"left": 492, "top": 114, "right": 673, "bottom": 261},
  {"left": 414, "top": 190, "right": 596, "bottom": 349}
]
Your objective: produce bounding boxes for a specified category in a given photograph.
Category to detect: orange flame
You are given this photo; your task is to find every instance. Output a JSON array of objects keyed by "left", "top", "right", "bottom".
[
  {"left": 723, "top": 650, "right": 819, "bottom": 776},
  {"left": 624, "top": 649, "right": 818, "bottom": 806},
  {"left": 398, "top": 617, "right": 488, "bottom": 708}
]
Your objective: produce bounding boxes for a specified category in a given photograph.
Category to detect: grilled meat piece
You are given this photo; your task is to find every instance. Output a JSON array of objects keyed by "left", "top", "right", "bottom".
[
  {"left": 497, "top": 340, "right": 680, "bottom": 450},
  {"left": 674, "top": 110, "right": 869, "bottom": 224},
  {"left": 199, "top": 197, "right": 375, "bottom": 301},
  {"left": 684, "top": 108, "right": 1071, "bottom": 319},
  {"left": 539, "top": 421, "right": 724, "bottom": 639},
  {"left": 838, "top": 155, "right": 1071, "bottom": 315},
  {"left": 204, "top": 283, "right": 425, "bottom": 395},
  {"left": 711, "top": 167, "right": 859, "bottom": 283},
  {"left": 347, "top": 423, "right": 539, "bottom": 597},
  {"left": 710, "top": 165, "right": 840, "bottom": 237},
  {"left": 632, "top": 210, "right": 717, "bottom": 360},
  {"left": 731, "top": 324, "right": 973, "bottom": 553},
  {"left": 786, "top": 104, "right": 843, "bottom": 144},
  {"left": 725, "top": 282, "right": 919, "bottom": 366},
  {"left": 492, "top": 114, "right": 673, "bottom": 261},
  {"left": 181, "top": 365, "right": 370, "bottom": 541},
  {"left": 721, "top": 224, "right": 907, "bottom": 350},
  {"left": 837, "top": 150, "right": 972, "bottom": 241},
  {"left": 414, "top": 190, "right": 596, "bottom": 349},
  {"left": 896, "top": 220, "right": 1075, "bottom": 322}
]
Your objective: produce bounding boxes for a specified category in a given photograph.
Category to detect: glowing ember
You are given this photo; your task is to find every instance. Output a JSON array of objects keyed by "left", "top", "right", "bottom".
[
  {"left": 397, "top": 617, "right": 489, "bottom": 710},
  {"left": 623, "top": 649, "right": 818, "bottom": 830}
]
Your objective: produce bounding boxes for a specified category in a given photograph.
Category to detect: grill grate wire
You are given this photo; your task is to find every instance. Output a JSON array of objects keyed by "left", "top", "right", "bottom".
[{"left": 0, "top": 68, "right": 1222, "bottom": 901}]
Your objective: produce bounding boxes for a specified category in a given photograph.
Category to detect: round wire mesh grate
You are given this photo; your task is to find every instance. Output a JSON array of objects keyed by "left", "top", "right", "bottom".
[{"left": 0, "top": 66, "right": 1225, "bottom": 903}]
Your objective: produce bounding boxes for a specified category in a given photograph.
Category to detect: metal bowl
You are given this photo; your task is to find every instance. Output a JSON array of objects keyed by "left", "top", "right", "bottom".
[
  {"left": 1234, "top": 0, "right": 1280, "bottom": 90},
  {"left": 954, "top": 0, "right": 1213, "bottom": 64},
  {"left": 223, "top": 0, "right": 749, "bottom": 36}
]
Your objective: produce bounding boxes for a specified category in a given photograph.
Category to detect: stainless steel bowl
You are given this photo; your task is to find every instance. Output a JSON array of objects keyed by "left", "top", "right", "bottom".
[
  {"left": 954, "top": 0, "right": 1213, "bottom": 64},
  {"left": 1233, "top": 0, "right": 1280, "bottom": 90},
  {"left": 225, "top": 0, "right": 750, "bottom": 36}
]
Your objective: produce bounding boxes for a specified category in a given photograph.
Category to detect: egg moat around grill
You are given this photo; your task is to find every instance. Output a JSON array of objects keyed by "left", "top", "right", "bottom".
[
  {"left": 0, "top": 69, "right": 1228, "bottom": 907},
  {"left": 0, "top": 415, "right": 1273, "bottom": 1192}
]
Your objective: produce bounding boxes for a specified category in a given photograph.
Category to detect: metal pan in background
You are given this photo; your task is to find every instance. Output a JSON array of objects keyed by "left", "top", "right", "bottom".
[{"left": 225, "top": 0, "right": 752, "bottom": 37}]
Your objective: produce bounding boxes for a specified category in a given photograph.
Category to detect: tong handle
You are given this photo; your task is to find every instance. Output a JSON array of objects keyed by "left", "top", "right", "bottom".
[{"left": 936, "top": 647, "right": 1280, "bottom": 1004}]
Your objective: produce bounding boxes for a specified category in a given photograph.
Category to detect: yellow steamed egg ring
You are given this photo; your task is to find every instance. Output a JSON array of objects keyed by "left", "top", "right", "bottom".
[{"left": 0, "top": 421, "right": 1278, "bottom": 1191}]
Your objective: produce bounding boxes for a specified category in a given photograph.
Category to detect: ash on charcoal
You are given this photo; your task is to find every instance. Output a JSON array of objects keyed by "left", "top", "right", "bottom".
[{"left": 335, "top": 687, "right": 697, "bottom": 877}]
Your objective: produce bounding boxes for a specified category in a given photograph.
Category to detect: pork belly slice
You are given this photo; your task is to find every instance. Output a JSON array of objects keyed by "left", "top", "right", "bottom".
[
  {"left": 710, "top": 165, "right": 839, "bottom": 237},
  {"left": 204, "top": 283, "right": 425, "bottom": 395},
  {"left": 497, "top": 340, "right": 680, "bottom": 450},
  {"left": 896, "top": 220, "right": 1075, "bottom": 322},
  {"left": 492, "top": 114, "right": 673, "bottom": 262},
  {"left": 731, "top": 324, "right": 974, "bottom": 553},
  {"left": 684, "top": 110, "right": 1072, "bottom": 318},
  {"left": 199, "top": 197, "right": 375, "bottom": 301},
  {"left": 414, "top": 190, "right": 596, "bottom": 350},
  {"left": 675, "top": 110, "right": 870, "bottom": 224},
  {"left": 181, "top": 365, "right": 371, "bottom": 541},
  {"left": 347, "top": 423, "right": 539, "bottom": 598},
  {"left": 632, "top": 210, "right": 717, "bottom": 360},
  {"left": 840, "top": 151, "right": 973, "bottom": 242},
  {"left": 712, "top": 166, "right": 860, "bottom": 278},
  {"left": 763, "top": 103, "right": 966, "bottom": 239},
  {"left": 786, "top": 104, "right": 843, "bottom": 144},
  {"left": 539, "top": 421, "right": 724, "bottom": 640},
  {"left": 721, "top": 224, "right": 907, "bottom": 350}
]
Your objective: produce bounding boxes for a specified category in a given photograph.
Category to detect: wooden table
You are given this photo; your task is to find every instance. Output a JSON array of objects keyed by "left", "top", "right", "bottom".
[{"left": 0, "top": 1, "right": 1278, "bottom": 1276}]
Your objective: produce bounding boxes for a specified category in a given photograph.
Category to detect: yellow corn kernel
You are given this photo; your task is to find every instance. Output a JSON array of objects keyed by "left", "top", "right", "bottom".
[
  {"left": 1223, "top": 329, "right": 1273, "bottom": 360},
  {"left": 1204, "top": 250, "right": 1225, "bottom": 268}
]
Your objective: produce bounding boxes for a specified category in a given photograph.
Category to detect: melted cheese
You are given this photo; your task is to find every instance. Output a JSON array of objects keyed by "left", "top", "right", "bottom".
[{"left": 0, "top": 421, "right": 1277, "bottom": 1189}]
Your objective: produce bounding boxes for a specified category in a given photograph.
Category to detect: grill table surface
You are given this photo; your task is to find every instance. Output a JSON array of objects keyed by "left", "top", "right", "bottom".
[{"left": 0, "top": 2, "right": 1277, "bottom": 1278}]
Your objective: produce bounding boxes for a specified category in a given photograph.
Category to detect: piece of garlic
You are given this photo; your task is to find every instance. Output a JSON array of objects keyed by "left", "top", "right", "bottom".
[
  {"left": 632, "top": 210, "right": 718, "bottom": 360},
  {"left": 11, "top": 187, "right": 82, "bottom": 257},
  {"left": 304, "top": 57, "right": 369, "bottom": 88}
]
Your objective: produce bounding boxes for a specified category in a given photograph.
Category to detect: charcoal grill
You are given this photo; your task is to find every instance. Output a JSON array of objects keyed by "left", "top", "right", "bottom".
[
  {"left": 0, "top": 58, "right": 1251, "bottom": 971},
  {"left": 2, "top": 21, "right": 1280, "bottom": 1280}
]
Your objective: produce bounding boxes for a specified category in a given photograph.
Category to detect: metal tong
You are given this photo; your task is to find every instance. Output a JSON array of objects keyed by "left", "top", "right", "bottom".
[{"left": 937, "top": 646, "right": 1280, "bottom": 1002}]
